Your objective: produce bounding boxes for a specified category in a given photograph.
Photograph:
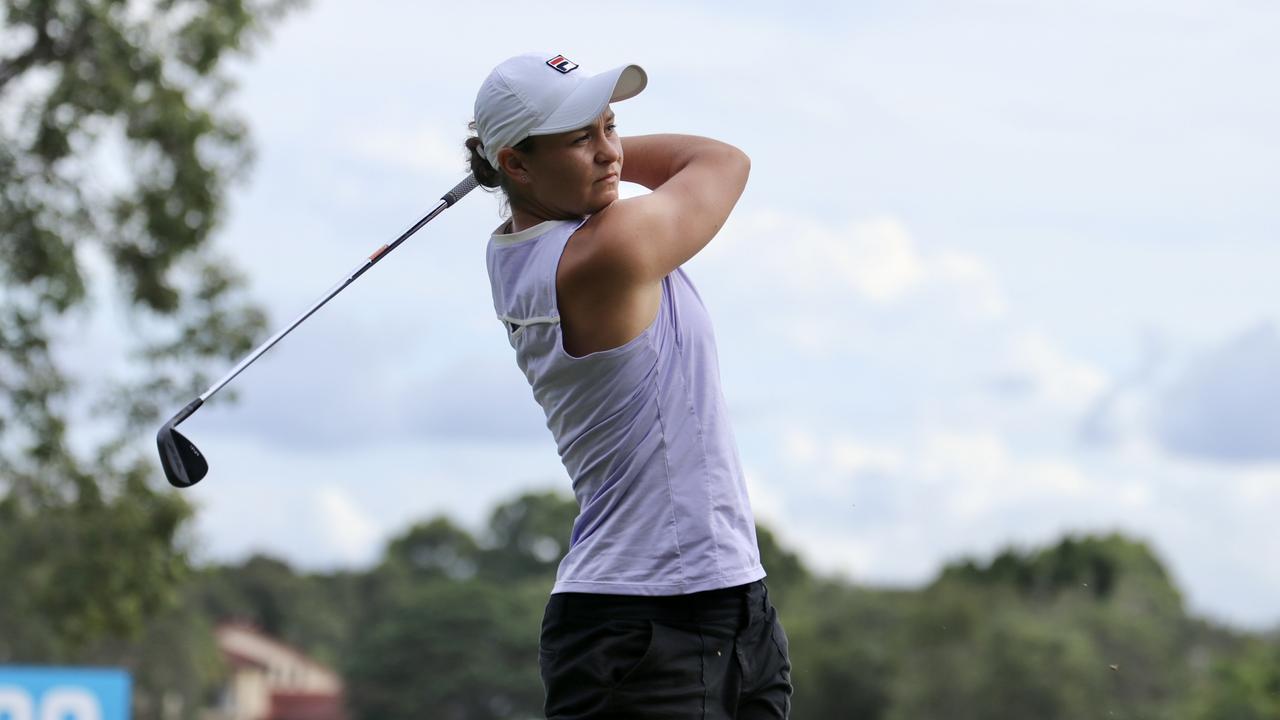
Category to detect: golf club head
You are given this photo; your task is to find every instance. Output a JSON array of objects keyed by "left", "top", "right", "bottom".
[{"left": 157, "top": 399, "right": 208, "bottom": 488}]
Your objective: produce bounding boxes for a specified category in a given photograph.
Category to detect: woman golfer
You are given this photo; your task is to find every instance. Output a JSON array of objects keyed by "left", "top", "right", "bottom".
[{"left": 467, "top": 52, "right": 792, "bottom": 719}]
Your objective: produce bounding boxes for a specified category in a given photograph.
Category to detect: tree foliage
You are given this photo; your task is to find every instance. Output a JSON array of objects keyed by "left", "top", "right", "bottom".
[
  {"left": 1189, "top": 634, "right": 1280, "bottom": 720},
  {"left": 0, "top": 0, "right": 303, "bottom": 713},
  {"left": 181, "top": 490, "right": 1279, "bottom": 720},
  {"left": 344, "top": 577, "right": 547, "bottom": 720}
]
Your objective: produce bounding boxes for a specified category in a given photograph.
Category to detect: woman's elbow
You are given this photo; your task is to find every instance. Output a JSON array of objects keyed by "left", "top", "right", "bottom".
[{"left": 725, "top": 144, "right": 751, "bottom": 186}]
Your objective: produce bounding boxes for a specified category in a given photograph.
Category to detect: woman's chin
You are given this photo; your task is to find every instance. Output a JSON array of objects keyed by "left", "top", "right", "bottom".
[{"left": 587, "top": 190, "right": 619, "bottom": 213}]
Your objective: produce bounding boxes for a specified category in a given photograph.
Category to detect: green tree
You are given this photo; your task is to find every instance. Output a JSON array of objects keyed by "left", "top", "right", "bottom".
[
  {"left": 346, "top": 511, "right": 550, "bottom": 720},
  {"left": 0, "top": 463, "right": 190, "bottom": 658},
  {"left": 754, "top": 523, "right": 810, "bottom": 611},
  {"left": 966, "top": 615, "right": 1107, "bottom": 720},
  {"left": 196, "top": 554, "right": 309, "bottom": 638},
  {"left": 194, "top": 554, "right": 363, "bottom": 667},
  {"left": 477, "top": 489, "right": 580, "bottom": 581},
  {"left": 80, "top": 592, "right": 225, "bottom": 720},
  {"left": 384, "top": 516, "right": 484, "bottom": 582},
  {"left": 785, "top": 580, "right": 896, "bottom": 720},
  {"left": 0, "top": 0, "right": 303, "bottom": 707},
  {"left": 182, "top": 491, "right": 1277, "bottom": 720},
  {"left": 1189, "top": 636, "right": 1280, "bottom": 720},
  {"left": 344, "top": 577, "right": 548, "bottom": 720},
  {"left": 885, "top": 534, "right": 1194, "bottom": 720}
]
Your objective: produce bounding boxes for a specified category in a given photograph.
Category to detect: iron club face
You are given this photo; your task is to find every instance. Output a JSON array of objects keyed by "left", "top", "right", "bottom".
[{"left": 157, "top": 398, "right": 207, "bottom": 487}]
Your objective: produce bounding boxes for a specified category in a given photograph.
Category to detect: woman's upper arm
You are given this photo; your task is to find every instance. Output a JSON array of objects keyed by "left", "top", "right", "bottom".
[{"left": 592, "top": 142, "right": 750, "bottom": 284}]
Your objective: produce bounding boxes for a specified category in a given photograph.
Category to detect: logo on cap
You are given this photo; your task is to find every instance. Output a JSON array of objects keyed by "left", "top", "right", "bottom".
[{"left": 546, "top": 55, "right": 579, "bottom": 74}]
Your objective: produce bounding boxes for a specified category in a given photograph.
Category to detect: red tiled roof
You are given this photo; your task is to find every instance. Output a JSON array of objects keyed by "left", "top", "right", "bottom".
[
  {"left": 222, "top": 646, "right": 271, "bottom": 670},
  {"left": 217, "top": 622, "right": 337, "bottom": 674},
  {"left": 268, "top": 691, "right": 347, "bottom": 720}
]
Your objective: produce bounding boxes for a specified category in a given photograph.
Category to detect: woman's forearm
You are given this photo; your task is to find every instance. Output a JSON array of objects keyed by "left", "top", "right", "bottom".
[{"left": 619, "top": 134, "right": 745, "bottom": 191}]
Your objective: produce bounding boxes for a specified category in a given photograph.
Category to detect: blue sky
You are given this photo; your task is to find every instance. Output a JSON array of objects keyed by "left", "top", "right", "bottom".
[{"left": 71, "top": 0, "right": 1280, "bottom": 629}]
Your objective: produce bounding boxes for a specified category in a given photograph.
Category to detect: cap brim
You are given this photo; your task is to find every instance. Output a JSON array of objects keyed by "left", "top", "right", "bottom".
[{"left": 530, "top": 64, "right": 647, "bottom": 136}]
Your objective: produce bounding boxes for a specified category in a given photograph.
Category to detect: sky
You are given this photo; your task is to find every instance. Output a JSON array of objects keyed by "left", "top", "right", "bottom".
[{"left": 67, "top": 0, "right": 1280, "bottom": 630}]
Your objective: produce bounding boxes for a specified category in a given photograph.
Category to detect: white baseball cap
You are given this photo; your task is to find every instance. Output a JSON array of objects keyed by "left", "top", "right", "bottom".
[{"left": 473, "top": 52, "right": 647, "bottom": 170}]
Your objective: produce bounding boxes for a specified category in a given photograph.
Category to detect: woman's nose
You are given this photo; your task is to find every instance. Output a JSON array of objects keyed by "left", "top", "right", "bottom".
[{"left": 596, "top": 138, "right": 621, "bottom": 163}]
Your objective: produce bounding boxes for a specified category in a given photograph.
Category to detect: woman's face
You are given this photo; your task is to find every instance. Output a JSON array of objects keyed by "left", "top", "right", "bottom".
[{"left": 504, "top": 107, "right": 622, "bottom": 219}]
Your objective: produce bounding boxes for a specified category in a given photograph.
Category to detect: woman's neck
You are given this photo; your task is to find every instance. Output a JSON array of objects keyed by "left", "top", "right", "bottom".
[{"left": 510, "top": 201, "right": 583, "bottom": 233}]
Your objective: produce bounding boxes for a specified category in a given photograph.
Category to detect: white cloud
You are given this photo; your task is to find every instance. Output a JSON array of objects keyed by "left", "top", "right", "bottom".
[
  {"left": 345, "top": 125, "right": 466, "bottom": 176},
  {"left": 313, "top": 484, "right": 381, "bottom": 565},
  {"left": 188, "top": 432, "right": 570, "bottom": 570},
  {"left": 782, "top": 428, "right": 820, "bottom": 466},
  {"left": 755, "top": 419, "right": 1280, "bottom": 629},
  {"left": 993, "top": 329, "right": 1108, "bottom": 413},
  {"left": 795, "top": 216, "right": 925, "bottom": 303},
  {"left": 830, "top": 436, "right": 907, "bottom": 475},
  {"left": 701, "top": 210, "right": 1005, "bottom": 314},
  {"left": 742, "top": 463, "right": 787, "bottom": 530}
]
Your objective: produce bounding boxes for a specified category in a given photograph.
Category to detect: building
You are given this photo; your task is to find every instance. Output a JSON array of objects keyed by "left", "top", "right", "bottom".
[{"left": 209, "top": 623, "right": 347, "bottom": 720}]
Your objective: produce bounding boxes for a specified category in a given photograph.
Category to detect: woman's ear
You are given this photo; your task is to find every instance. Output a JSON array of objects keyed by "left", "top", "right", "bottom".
[{"left": 497, "top": 147, "right": 529, "bottom": 184}]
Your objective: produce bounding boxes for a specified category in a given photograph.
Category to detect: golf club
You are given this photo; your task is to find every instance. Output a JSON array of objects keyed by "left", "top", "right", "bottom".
[{"left": 156, "top": 174, "right": 480, "bottom": 488}]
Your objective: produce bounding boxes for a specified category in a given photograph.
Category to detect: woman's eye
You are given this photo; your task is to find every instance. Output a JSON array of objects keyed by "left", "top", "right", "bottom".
[{"left": 605, "top": 124, "right": 617, "bottom": 133}]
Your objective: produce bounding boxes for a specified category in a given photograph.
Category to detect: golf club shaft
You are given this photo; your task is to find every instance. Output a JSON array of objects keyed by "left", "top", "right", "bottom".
[{"left": 198, "top": 176, "right": 477, "bottom": 404}]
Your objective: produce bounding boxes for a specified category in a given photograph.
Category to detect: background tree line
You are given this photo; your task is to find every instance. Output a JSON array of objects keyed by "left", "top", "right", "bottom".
[
  {"left": 2, "top": 2, "right": 1278, "bottom": 719},
  {"left": 186, "top": 491, "right": 1280, "bottom": 720},
  {"left": 15, "top": 487, "right": 1273, "bottom": 720}
]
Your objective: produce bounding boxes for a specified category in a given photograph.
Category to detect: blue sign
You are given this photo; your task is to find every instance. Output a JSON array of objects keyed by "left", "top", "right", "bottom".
[{"left": 0, "top": 666, "right": 130, "bottom": 720}]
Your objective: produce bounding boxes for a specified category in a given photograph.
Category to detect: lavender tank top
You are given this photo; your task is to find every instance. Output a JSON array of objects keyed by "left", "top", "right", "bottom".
[{"left": 486, "top": 217, "right": 765, "bottom": 595}]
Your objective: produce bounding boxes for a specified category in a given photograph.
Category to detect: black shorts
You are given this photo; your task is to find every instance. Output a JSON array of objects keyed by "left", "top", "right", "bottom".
[{"left": 539, "top": 579, "right": 793, "bottom": 719}]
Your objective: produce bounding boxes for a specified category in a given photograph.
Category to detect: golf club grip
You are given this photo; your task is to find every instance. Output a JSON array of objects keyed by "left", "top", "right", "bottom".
[{"left": 442, "top": 175, "right": 479, "bottom": 207}]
